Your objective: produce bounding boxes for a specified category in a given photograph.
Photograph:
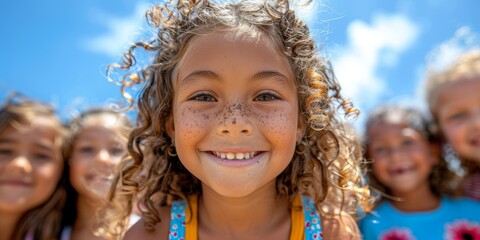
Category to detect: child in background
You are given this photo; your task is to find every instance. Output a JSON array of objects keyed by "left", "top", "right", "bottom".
[
  {"left": 62, "top": 108, "right": 132, "bottom": 239},
  {"left": 102, "top": 0, "right": 370, "bottom": 239},
  {"left": 426, "top": 50, "right": 480, "bottom": 200},
  {"left": 359, "top": 105, "right": 480, "bottom": 240},
  {"left": 0, "top": 96, "right": 67, "bottom": 240}
]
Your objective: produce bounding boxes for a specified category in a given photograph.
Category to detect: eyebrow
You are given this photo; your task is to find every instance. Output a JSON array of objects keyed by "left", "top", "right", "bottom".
[
  {"left": 179, "top": 70, "right": 291, "bottom": 87},
  {"left": 33, "top": 142, "right": 55, "bottom": 152},
  {"left": 0, "top": 137, "right": 54, "bottom": 151}
]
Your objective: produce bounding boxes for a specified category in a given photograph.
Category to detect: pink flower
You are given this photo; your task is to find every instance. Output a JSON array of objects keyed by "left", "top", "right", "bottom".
[
  {"left": 445, "top": 220, "right": 480, "bottom": 240},
  {"left": 380, "top": 228, "right": 414, "bottom": 240}
]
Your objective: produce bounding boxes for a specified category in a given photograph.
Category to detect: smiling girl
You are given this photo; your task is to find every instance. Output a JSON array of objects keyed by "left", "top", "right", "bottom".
[
  {"left": 102, "top": 1, "right": 370, "bottom": 239},
  {"left": 62, "top": 108, "right": 132, "bottom": 240},
  {"left": 0, "top": 96, "right": 67, "bottom": 240},
  {"left": 359, "top": 105, "right": 480, "bottom": 240}
]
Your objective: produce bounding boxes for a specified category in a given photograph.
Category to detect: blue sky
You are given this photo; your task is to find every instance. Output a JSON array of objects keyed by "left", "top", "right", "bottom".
[{"left": 1, "top": 0, "right": 479, "bottom": 126}]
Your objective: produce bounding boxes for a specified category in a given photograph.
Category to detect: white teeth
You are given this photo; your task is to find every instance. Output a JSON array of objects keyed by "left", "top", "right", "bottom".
[{"left": 214, "top": 151, "right": 257, "bottom": 160}]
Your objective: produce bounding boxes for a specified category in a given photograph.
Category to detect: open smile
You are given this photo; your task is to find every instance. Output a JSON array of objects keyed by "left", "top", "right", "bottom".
[
  {"left": 389, "top": 166, "right": 415, "bottom": 176},
  {"left": 204, "top": 151, "right": 266, "bottom": 167},
  {"left": 211, "top": 151, "right": 258, "bottom": 160}
]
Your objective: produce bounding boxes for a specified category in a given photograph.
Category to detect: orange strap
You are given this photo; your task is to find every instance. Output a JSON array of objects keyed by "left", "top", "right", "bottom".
[
  {"left": 290, "top": 194, "right": 305, "bottom": 240},
  {"left": 185, "top": 194, "right": 304, "bottom": 240},
  {"left": 185, "top": 195, "right": 198, "bottom": 240}
]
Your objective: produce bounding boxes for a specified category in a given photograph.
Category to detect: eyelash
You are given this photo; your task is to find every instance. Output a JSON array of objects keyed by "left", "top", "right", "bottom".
[
  {"left": 189, "top": 92, "right": 217, "bottom": 102},
  {"left": 255, "top": 91, "right": 280, "bottom": 101},
  {"left": 189, "top": 91, "right": 281, "bottom": 102}
]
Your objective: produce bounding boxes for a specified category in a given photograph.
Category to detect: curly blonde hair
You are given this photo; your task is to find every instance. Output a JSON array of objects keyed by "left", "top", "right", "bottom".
[
  {"left": 425, "top": 50, "right": 480, "bottom": 177},
  {"left": 104, "top": 0, "right": 371, "bottom": 236},
  {"left": 0, "top": 94, "right": 68, "bottom": 240},
  {"left": 364, "top": 105, "right": 460, "bottom": 205}
]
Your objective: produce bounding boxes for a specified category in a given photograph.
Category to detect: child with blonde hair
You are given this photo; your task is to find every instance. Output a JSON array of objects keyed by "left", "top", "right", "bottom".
[
  {"left": 104, "top": 0, "right": 370, "bottom": 239},
  {"left": 0, "top": 95, "right": 68, "bottom": 240},
  {"left": 426, "top": 50, "right": 480, "bottom": 200}
]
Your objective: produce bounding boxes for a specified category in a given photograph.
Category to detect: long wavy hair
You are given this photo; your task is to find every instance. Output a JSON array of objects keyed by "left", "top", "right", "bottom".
[
  {"left": 363, "top": 105, "right": 460, "bottom": 205},
  {"left": 0, "top": 94, "right": 68, "bottom": 240},
  {"left": 103, "top": 0, "right": 371, "bottom": 236},
  {"left": 62, "top": 108, "right": 132, "bottom": 238},
  {"left": 426, "top": 50, "right": 480, "bottom": 177}
]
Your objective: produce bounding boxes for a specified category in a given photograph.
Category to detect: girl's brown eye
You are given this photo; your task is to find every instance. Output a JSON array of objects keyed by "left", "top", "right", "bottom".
[
  {"left": 190, "top": 93, "right": 217, "bottom": 102},
  {"left": 255, "top": 92, "right": 280, "bottom": 101}
]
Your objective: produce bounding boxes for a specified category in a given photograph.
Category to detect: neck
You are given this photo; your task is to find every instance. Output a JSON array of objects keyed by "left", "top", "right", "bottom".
[
  {"left": 72, "top": 196, "right": 104, "bottom": 238},
  {"left": 198, "top": 181, "right": 290, "bottom": 238},
  {"left": 390, "top": 184, "right": 440, "bottom": 212},
  {"left": 0, "top": 212, "right": 22, "bottom": 240}
]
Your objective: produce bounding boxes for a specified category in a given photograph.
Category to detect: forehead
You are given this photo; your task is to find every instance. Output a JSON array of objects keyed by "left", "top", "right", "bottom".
[
  {"left": 368, "top": 120, "right": 420, "bottom": 139},
  {"left": 74, "top": 125, "right": 122, "bottom": 141},
  {"left": 0, "top": 117, "right": 59, "bottom": 139},
  {"left": 175, "top": 31, "right": 292, "bottom": 82},
  {"left": 81, "top": 113, "right": 122, "bottom": 129},
  {"left": 431, "top": 77, "right": 480, "bottom": 109}
]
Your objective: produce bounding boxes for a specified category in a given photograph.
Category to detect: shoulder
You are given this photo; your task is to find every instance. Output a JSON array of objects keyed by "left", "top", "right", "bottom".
[
  {"left": 443, "top": 196, "right": 480, "bottom": 208},
  {"left": 319, "top": 202, "right": 362, "bottom": 240},
  {"left": 124, "top": 206, "right": 171, "bottom": 240}
]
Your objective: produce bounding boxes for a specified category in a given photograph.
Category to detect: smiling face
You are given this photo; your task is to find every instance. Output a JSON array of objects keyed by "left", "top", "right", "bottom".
[
  {"left": 433, "top": 78, "right": 480, "bottom": 165},
  {"left": 69, "top": 114, "right": 127, "bottom": 201},
  {"left": 367, "top": 120, "right": 437, "bottom": 197},
  {"left": 0, "top": 118, "right": 63, "bottom": 214},
  {"left": 168, "top": 31, "right": 305, "bottom": 198}
]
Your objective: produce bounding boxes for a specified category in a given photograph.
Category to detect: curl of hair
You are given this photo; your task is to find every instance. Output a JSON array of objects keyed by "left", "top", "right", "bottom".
[
  {"left": 0, "top": 93, "right": 68, "bottom": 240},
  {"left": 103, "top": 0, "right": 370, "bottom": 236}
]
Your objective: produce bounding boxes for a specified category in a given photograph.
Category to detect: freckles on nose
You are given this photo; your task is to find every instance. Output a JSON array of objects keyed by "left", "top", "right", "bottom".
[{"left": 221, "top": 103, "right": 252, "bottom": 122}]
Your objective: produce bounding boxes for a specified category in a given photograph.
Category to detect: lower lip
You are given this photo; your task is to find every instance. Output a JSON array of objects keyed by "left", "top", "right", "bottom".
[
  {"left": 204, "top": 152, "right": 265, "bottom": 167},
  {"left": 391, "top": 168, "right": 414, "bottom": 176},
  {"left": 0, "top": 181, "right": 31, "bottom": 187}
]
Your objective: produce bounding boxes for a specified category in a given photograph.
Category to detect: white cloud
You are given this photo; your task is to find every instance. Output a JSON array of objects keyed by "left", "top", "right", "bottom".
[
  {"left": 84, "top": 2, "right": 150, "bottom": 57},
  {"left": 331, "top": 13, "right": 419, "bottom": 111},
  {"left": 424, "top": 26, "right": 479, "bottom": 73}
]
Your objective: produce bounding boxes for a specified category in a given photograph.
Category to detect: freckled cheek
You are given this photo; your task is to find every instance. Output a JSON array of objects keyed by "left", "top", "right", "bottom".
[
  {"left": 175, "top": 109, "right": 211, "bottom": 139},
  {"left": 255, "top": 109, "right": 298, "bottom": 144}
]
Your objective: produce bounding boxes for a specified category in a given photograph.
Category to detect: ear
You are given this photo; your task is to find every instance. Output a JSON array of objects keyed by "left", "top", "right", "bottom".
[
  {"left": 296, "top": 114, "right": 307, "bottom": 143},
  {"left": 165, "top": 115, "right": 175, "bottom": 139}
]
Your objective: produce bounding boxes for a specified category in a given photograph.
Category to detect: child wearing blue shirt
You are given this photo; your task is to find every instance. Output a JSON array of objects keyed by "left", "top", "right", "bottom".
[{"left": 359, "top": 105, "right": 480, "bottom": 240}]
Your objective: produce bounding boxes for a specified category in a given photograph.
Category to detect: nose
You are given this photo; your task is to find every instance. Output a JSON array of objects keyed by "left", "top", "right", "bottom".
[
  {"left": 93, "top": 149, "right": 115, "bottom": 167},
  {"left": 216, "top": 103, "right": 254, "bottom": 136},
  {"left": 7, "top": 155, "right": 33, "bottom": 173},
  {"left": 471, "top": 109, "right": 480, "bottom": 129},
  {"left": 388, "top": 147, "right": 406, "bottom": 164}
]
